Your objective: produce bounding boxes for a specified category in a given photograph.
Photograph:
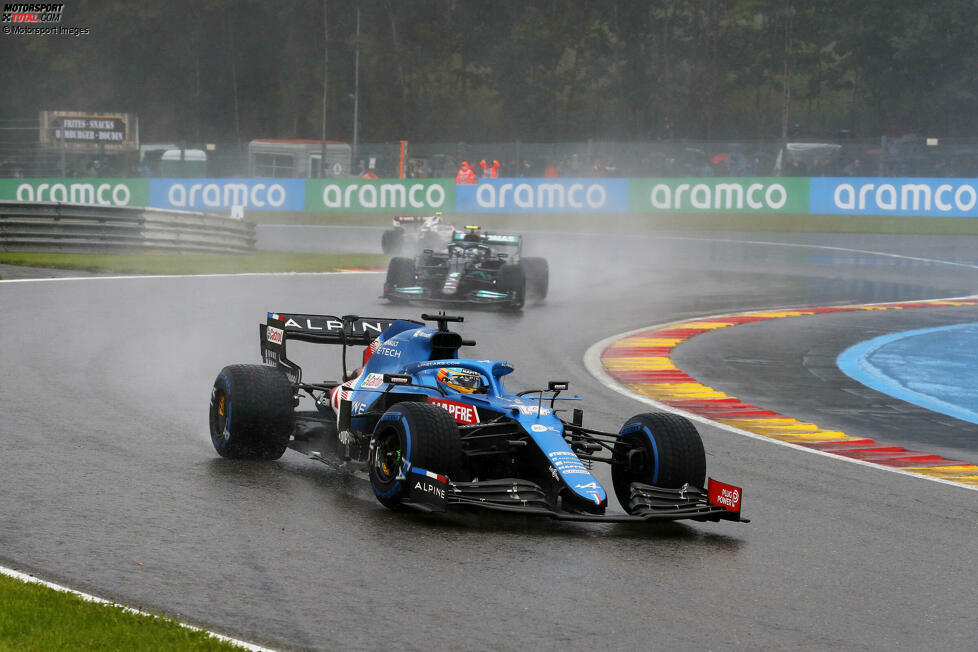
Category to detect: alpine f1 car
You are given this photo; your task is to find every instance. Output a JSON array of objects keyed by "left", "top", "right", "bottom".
[
  {"left": 208, "top": 312, "right": 747, "bottom": 524},
  {"left": 381, "top": 213, "right": 456, "bottom": 254},
  {"left": 383, "top": 227, "right": 549, "bottom": 310}
]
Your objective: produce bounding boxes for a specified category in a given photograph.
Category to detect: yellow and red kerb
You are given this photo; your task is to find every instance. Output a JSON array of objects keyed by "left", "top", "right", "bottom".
[{"left": 600, "top": 300, "right": 978, "bottom": 489}]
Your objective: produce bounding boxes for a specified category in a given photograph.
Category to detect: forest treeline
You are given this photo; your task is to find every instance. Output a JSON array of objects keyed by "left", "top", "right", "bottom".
[{"left": 3, "top": 0, "right": 978, "bottom": 146}]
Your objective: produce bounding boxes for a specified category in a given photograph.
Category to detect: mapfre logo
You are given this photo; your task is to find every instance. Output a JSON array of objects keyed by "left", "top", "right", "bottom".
[
  {"left": 426, "top": 397, "right": 480, "bottom": 425},
  {"left": 2, "top": 3, "right": 64, "bottom": 22}
]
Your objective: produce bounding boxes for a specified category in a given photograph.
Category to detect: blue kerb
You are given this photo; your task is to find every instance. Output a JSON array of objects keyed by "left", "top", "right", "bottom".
[{"left": 837, "top": 322, "right": 978, "bottom": 426}]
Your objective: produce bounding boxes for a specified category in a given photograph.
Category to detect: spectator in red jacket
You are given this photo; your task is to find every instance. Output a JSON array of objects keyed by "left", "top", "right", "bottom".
[
  {"left": 456, "top": 161, "right": 476, "bottom": 184},
  {"left": 362, "top": 166, "right": 379, "bottom": 179}
]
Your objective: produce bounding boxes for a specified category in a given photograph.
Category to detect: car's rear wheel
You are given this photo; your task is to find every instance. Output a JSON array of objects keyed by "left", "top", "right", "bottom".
[
  {"left": 611, "top": 412, "right": 706, "bottom": 513},
  {"left": 521, "top": 257, "right": 549, "bottom": 301},
  {"left": 498, "top": 263, "right": 525, "bottom": 311},
  {"left": 381, "top": 228, "right": 404, "bottom": 254},
  {"left": 368, "top": 402, "right": 462, "bottom": 509},
  {"left": 209, "top": 364, "right": 294, "bottom": 460}
]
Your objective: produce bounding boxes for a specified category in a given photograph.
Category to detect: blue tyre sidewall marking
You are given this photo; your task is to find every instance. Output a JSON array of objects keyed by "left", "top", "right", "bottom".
[
  {"left": 641, "top": 425, "right": 660, "bottom": 485},
  {"left": 619, "top": 421, "right": 659, "bottom": 484},
  {"left": 371, "top": 412, "right": 411, "bottom": 500}
]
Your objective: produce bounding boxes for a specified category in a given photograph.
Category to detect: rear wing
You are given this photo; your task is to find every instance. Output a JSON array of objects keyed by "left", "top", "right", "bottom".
[
  {"left": 483, "top": 233, "right": 521, "bottom": 246},
  {"left": 451, "top": 231, "right": 522, "bottom": 246},
  {"left": 393, "top": 215, "right": 422, "bottom": 226},
  {"left": 260, "top": 313, "right": 420, "bottom": 382}
]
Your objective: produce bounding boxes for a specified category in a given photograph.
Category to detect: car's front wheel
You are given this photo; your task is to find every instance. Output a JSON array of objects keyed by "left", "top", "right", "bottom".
[
  {"left": 498, "top": 263, "right": 525, "bottom": 311},
  {"left": 611, "top": 412, "right": 706, "bottom": 513},
  {"left": 521, "top": 257, "right": 549, "bottom": 301},
  {"left": 209, "top": 364, "right": 295, "bottom": 460},
  {"left": 368, "top": 402, "right": 462, "bottom": 509}
]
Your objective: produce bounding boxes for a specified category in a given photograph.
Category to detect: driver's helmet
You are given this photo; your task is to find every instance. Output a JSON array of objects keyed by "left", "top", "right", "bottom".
[
  {"left": 463, "top": 226, "right": 482, "bottom": 242},
  {"left": 436, "top": 367, "right": 487, "bottom": 394}
]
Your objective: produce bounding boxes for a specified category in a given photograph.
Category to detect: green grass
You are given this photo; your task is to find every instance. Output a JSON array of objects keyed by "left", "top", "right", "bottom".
[
  {"left": 0, "top": 573, "right": 248, "bottom": 651},
  {"left": 248, "top": 209, "right": 978, "bottom": 234},
  {"left": 0, "top": 251, "right": 388, "bottom": 275}
]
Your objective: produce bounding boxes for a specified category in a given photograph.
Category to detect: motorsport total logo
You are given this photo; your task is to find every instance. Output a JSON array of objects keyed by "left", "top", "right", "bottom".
[{"left": 2, "top": 2, "right": 62, "bottom": 22}]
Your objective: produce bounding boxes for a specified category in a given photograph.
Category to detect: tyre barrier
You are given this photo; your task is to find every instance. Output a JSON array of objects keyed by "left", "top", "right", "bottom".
[{"left": 0, "top": 200, "right": 256, "bottom": 254}]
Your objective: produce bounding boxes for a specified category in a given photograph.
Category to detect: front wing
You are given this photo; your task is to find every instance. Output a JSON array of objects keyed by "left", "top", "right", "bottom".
[
  {"left": 383, "top": 287, "right": 514, "bottom": 305},
  {"left": 405, "top": 476, "right": 748, "bottom": 523}
]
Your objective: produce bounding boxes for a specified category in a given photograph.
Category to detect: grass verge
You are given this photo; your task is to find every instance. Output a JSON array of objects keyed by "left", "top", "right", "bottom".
[
  {"left": 0, "top": 251, "right": 388, "bottom": 275},
  {"left": 0, "top": 572, "right": 249, "bottom": 651},
  {"left": 248, "top": 210, "right": 978, "bottom": 235}
]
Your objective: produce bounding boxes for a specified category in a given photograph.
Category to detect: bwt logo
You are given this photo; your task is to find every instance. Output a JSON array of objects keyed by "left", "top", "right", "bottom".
[
  {"left": 167, "top": 182, "right": 289, "bottom": 208},
  {"left": 475, "top": 182, "right": 609, "bottom": 209}
]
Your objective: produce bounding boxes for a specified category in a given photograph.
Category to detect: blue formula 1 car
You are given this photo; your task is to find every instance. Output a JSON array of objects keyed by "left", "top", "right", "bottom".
[{"left": 208, "top": 312, "right": 747, "bottom": 524}]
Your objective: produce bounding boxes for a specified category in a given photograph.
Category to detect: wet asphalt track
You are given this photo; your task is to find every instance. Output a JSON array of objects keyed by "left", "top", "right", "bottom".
[{"left": 2, "top": 230, "right": 978, "bottom": 651}]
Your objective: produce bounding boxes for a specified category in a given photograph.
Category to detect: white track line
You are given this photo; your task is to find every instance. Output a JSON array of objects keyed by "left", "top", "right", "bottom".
[
  {"left": 0, "top": 565, "right": 274, "bottom": 651},
  {"left": 658, "top": 234, "right": 978, "bottom": 270},
  {"left": 0, "top": 270, "right": 382, "bottom": 283},
  {"left": 583, "top": 298, "right": 978, "bottom": 493}
]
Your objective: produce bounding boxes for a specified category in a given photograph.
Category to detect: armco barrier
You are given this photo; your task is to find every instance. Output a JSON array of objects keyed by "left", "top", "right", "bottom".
[{"left": 0, "top": 201, "right": 255, "bottom": 254}]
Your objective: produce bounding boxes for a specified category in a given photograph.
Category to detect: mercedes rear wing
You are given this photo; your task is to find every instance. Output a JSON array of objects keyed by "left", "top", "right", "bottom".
[{"left": 451, "top": 231, "right": 522, "bottom": 247}]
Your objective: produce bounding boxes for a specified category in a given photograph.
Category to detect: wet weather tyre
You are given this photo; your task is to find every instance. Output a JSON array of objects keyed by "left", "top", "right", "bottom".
[
  {"left": 381, "top": 228, "right": 404, "bottom": 254},
  {"left": 521, "top": 257, "right": 549, "bottom": 301},
  {"left": 498, "top": 263, "right": 525, "bottom": 311},
  {"left": 386, "top": 256, "right": 416, "bottom": 288},
  {"left": 611, "top": 412, "right": 706, "bottom": 514},
  {"left": 209, "top": 364, "right": 295, "bottom": 460},
  {"left": 368, "top": 402, "right": 462, "bottom": 510}
]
